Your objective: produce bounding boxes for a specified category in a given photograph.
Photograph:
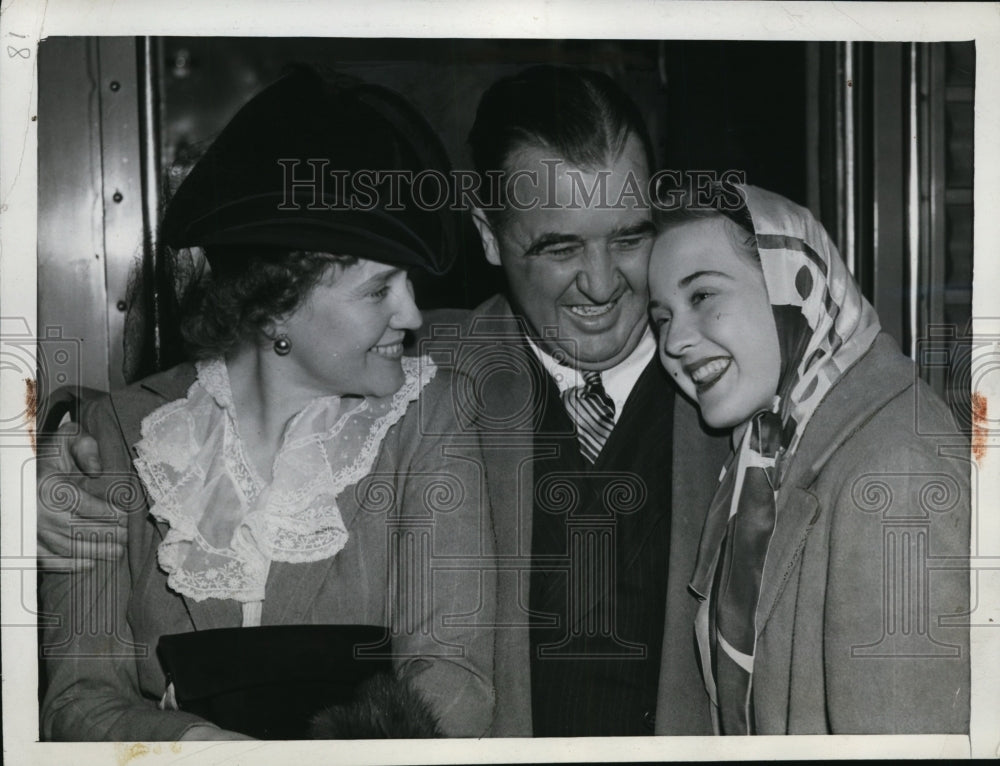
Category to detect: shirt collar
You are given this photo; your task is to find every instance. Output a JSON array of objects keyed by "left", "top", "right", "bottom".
[{"left": 525, "top": 326, "right": 656, "bottom": 421}]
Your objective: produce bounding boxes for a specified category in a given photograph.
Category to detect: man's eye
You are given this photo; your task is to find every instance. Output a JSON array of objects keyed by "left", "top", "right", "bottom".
[
  {"left": 368, "top": 285, "right": 391, "bottom": 300},
  {"left": 612, "top": 235, "right": 648, "bottom": 250},
  {"left": 541, "top": 242, "right": 581, "bottom": 256},
  {"left": 652, "top": 314, "right": 671, "bottom": 330}
]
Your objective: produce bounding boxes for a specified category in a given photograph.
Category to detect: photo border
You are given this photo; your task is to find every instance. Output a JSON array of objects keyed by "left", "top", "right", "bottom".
[{"left": 3, "top": 1, "right": 998, "bottom": 762}]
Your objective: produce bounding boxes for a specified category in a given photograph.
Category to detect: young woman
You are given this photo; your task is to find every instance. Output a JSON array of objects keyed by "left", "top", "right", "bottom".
[
  {"left": 39, "top": 68, "right": 494, "bottom": 741},
  {"left": 648, "top": 184, "right": 970, "bottom": 734}
]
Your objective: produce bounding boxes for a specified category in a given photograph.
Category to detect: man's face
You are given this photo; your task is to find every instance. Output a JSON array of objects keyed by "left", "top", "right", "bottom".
[{"left": 483, "top": 135, "right": 654, "bottom": 371}]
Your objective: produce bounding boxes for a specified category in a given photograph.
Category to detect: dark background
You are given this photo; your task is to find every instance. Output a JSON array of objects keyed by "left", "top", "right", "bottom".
[
  {"left": 157, "top": 38, "right": 809, "bottom": 310},
  {"left": 36, "top": 37, "right": 973, "bottom": 425}
]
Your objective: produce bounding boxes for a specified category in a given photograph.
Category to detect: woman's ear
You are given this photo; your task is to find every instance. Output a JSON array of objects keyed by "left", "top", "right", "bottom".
[
  {"left": 471, "top": 206, "right": 501, "bottom": 267},
  {"left": 261, "top": 317, "right": 287, "bottom": 345}
]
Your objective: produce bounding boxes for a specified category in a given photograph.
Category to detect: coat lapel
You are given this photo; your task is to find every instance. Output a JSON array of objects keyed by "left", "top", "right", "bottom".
[
  {"left": 263, "top": 550, "right": 344, "bottom": 627},
  {"left": 475, "top": 326, "right": 537, "bottom": 568},
  {"left": 616, "top": 360, "right": 679, "bottom": 573},
  {"left": 754, "top": 334, "right": 915, "bottom": 635},
  {"left": 752, "top": 487, "right": 819, "bottom": 635},
  {"left": 108, "top": 363, "right": 242, "bottom": 632},
  {"left": 179, "top": 579, "right": 244, "bottom": 630},
  {"left": 530, "top": 364, "right": 583, "bottom": 612},
  {"left": 260, "top": 459, "right": 375, "bottom": 625},
  {"left": 442, "top": 298, "right": 537, "bottom": 734},
  {"left": 442, "top": 297, "right": 539, "bottom": 568},
  {"left": 110, "top": 363, "right": 196, "bottom": 453}
]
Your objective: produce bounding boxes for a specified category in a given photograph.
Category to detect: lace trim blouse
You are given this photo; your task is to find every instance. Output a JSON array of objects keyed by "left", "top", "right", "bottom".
[{"left": 133, "top": 355, "right": 436, "bottom": 626}]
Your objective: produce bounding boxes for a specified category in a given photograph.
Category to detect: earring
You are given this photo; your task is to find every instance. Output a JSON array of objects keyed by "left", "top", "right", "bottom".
[{"left": 273, "top": 334, "right": 292, "bottom": 356}]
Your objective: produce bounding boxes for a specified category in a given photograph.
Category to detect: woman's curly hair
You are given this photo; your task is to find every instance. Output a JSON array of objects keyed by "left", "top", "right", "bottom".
[{"left": 179, "top": 246, "right": 357, "bottom": 359}]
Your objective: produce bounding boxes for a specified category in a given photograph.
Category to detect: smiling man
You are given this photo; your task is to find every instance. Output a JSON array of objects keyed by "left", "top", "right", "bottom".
[
  {"left": 475, "top": 135, "right": 654, "bottom": 372},
  {"left": 37, "top": 63, "right": 730, "bottom": 740},
  {"left": 421, "top": 65, "right": 729, "bottom": 737}
]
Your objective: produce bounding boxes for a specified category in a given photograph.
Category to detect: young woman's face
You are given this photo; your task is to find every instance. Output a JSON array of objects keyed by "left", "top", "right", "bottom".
[
  {"left": 648, "top": 217, "right": 781, "bottom": 430},
  {"left": 277, "top": 258, "right": 422, "bottom": 399}
]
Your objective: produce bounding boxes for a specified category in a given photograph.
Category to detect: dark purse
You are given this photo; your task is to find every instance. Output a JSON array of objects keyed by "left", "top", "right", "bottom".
[{"left": 157, "top": 624, "right": 391, "bottom": 740}]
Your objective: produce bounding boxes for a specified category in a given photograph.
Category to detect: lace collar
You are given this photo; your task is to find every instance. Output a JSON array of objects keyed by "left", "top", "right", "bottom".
[{"left": 133, "top": 355, "right": 436, "bottom": 607}]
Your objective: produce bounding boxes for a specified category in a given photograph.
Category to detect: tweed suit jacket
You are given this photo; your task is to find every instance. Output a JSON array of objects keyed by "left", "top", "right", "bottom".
[
  {"left": 418, "top": 295, "right": 729, "bottom": 736},
  {"left": 39, "top": 363, "right": 496, "bottom": 741}
]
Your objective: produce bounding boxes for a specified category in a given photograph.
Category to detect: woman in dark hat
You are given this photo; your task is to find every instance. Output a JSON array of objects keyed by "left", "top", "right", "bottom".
[{"left": 39, "top": 68, "right": 495, "bottom": 741}]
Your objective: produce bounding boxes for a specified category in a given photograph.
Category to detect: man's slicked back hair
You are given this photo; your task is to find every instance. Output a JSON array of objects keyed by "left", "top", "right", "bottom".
[{"left": 468, "top": 65, "right": 655, "bottom": 225}]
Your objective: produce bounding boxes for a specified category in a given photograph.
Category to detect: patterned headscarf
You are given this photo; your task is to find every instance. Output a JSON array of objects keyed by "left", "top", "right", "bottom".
[{"left": 689, "top": 185, "right": 881, "bottom": 734}]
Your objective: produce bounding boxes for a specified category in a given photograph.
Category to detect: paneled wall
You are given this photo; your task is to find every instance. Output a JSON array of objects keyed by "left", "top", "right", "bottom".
[
  {"left": 805, "top": 41, "right": 975, "bottom": 428},
  {"left": 37, "top": 38, "right": 146, "bottom": 392}
]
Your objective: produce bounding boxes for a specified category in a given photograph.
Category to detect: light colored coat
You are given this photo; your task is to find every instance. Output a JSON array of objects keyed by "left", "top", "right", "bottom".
[
  {"left": 663, "top": 334, "right": 971, "bottom": 734},
  {"left": 39, "top": 363, "right": 496, "bottom": 741}
]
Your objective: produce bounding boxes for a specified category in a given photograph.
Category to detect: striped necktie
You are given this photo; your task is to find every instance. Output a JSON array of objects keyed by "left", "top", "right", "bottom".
[{"left": 562, "top": 370, "right": 616, "bottom": 464}]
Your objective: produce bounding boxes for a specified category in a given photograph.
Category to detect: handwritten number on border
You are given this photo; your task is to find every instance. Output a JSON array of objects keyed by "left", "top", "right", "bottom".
[{"left": 7, "top": 47, "right": 31, "bottom": 59}]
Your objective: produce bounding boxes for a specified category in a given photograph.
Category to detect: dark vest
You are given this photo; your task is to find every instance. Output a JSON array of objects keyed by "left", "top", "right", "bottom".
[{"left": 529, "top": 355, "right": 675, "bottom": 736}]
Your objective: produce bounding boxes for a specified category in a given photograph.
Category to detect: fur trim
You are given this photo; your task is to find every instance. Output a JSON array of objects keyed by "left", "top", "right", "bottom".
[{"left": 308, "top": 673, "right": 443, "bottom": 739}]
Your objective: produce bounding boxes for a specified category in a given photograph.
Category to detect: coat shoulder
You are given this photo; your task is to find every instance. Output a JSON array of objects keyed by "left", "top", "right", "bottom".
[
  {"left": 816, "top": 367, "right": 966, "bottom": 487},
  {"left": 82, "top": 363, "right": 196, "bottom": 457}
]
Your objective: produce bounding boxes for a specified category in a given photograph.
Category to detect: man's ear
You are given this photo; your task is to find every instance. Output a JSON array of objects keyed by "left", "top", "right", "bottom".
[{"left": 471, "top": 206, "right": 502, "bottom": 267}]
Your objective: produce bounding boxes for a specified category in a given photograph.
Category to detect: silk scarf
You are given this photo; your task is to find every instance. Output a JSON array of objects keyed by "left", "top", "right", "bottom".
[{"left": 689, "top": 185, "right": 881, "bottom": 733}]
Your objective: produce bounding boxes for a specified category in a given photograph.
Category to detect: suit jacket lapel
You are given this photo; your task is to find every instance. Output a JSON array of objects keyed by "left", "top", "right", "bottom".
[
  {"left": 261, "top": 480, "right": 369, "bottom": 625},
  {"left": 531, "top": 363, "right": 582, "bottom": 599},
  {"left": 616, "top": 360, "right": 676, "bottom": 573},
  {"left": 477, "top": 331, "right": 538, "bottom": 568},
  {"left": 448, "top": 299, "right": 539, "bottom": 568},
  {"left": 109, "top": 363, "right": 196, "bottom": 455},
  {"left": 179, "top": 579, "right": 244, "bottom": 630},
  {"left": 450, "top": 298, "right": 537, "bottom": 734},
  {"left": 108, "top": 363, "right": 242, "bottom": 632},
  {"left": 263, "top": 556, "right": 341, "bottom": 626}
]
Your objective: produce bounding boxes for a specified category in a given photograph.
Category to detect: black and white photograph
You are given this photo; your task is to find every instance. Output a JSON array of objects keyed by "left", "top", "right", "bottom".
[{"left": 2, "top": 1, "right": 998, "bottom": 763}]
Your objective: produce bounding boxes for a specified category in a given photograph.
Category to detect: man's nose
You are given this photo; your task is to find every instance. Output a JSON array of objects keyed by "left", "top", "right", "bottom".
[{"left": 575, "top": 246, "right": 620, "bottom": 302}]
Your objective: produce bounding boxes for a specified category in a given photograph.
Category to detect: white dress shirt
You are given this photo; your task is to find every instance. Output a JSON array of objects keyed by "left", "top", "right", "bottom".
[{"left": 525, "top": 327, "right": 657, "bottom": 424}]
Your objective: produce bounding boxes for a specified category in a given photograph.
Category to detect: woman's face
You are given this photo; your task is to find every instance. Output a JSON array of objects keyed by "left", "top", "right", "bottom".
[
  {"left": 277, "top": 257, "right": 422, "bottom": 399},
  {"left": 648, "top": 217, "right": 781, "bottom": 430}
]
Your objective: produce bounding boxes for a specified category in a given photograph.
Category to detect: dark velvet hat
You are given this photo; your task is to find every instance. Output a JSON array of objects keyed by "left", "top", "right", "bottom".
[{"left": 160, "top": 67, "right": 457, "bottom": 275}]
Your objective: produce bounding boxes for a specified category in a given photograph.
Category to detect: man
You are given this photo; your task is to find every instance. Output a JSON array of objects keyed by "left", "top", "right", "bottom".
[
  {"left": 38, "top": 64, "right": 728, "bottom": 737},
  {"left": 418, "top": 65, "right": 727, "bottom": 736}
]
